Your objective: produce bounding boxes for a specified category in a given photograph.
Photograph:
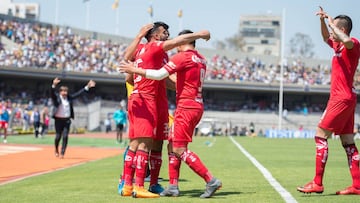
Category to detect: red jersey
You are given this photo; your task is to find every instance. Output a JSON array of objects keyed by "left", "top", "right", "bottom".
[
  {"left": 164, "top": 50, "right": 206, "bottom": 109},
  {"left": 327, "top": 37, "right": 360, "bottom": 100},
  {"left": 132, "top": 41, "right": 169, "bottom": 97}
]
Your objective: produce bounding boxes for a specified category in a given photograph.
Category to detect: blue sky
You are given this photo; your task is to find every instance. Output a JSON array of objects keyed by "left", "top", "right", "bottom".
[{"left": 15, "top": 0, "right": 360, "bottom": 60}]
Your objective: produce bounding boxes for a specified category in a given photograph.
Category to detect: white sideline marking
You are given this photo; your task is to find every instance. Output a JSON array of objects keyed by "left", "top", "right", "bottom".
[
  {"left": 0, "top": 145, "right": 42, "bottom": 156},
  {"left": 229, "top": 136, "right": 297, "bottom": 203}
]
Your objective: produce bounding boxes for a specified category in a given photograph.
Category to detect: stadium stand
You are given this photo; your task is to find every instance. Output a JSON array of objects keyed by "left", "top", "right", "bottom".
[{"left": 1, "top": 14, "right": 360, "bottom": 134}]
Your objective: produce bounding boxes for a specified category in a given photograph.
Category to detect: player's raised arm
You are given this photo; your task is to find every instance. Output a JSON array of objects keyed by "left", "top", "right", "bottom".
[
  {"left": 124, "top": 23, "right": 154, "bottom": 61},
  {"left": 118, "top": 61, "right": 170, "bottom": 81},
  {"left": 162, "top": 30, "right": 210, "bottom": 51}
]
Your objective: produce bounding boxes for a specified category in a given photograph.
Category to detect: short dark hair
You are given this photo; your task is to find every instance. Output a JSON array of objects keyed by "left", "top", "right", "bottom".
[
  {"left": 334, "top": 15, "right": 353, "bottom": 34},
  {"left": 59, "top": 86, "right": 68, "bottom": 92},
  {"left": 178, "top": 29, "right": 196, "bottom": 47},
  {"left": 145, "top": 21, "right": 169, "bottom": 41}
]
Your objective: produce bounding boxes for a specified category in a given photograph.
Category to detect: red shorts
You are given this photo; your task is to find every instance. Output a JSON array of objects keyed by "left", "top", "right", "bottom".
[
  {"left": 155, "top": 105, "right": 169, "bottom": 141},
  {"left": 318, "top": 99, "right": 356, "bottom": 135},
  {"left": 127, "top": 94, "right": 157, "bottom": 139},
  {"left": 154, "top": 95, "right": 169, "bottom": 140},
  {"left": 0, "top": 121, "right": 8, "bottom": 129},
  {"left": 169, "top": 108, "right": 203, "bottom": 146}
]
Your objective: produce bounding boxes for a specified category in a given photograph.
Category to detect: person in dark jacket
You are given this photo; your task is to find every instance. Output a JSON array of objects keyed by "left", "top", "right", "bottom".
[{"left": 51, "top": 77, "right": 96, "bottom": 158}]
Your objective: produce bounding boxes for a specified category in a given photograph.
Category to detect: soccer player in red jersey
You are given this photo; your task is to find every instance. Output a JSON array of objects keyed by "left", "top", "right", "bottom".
[
  {"left": 297, "top": 7, "right": 360, "bottom": 195},
  {"left": 119, "top": 23, "right": 212, "bottom": 198},
  {"left": 119, "top": 29, "right": 222, "bottom": 198}
]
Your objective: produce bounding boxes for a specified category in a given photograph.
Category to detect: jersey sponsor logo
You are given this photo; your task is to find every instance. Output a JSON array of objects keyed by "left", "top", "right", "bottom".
[{"left": 191, "top": 54, "right": 207, "bottom": 64}]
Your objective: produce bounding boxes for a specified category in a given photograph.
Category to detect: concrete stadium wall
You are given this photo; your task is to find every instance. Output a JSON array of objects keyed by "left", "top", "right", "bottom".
[
  {"left": 69, "top": 100, "right": 120, "bottom": 132},
  {"left": 202, "top": 110, "right": 321, "bottom": 132}
]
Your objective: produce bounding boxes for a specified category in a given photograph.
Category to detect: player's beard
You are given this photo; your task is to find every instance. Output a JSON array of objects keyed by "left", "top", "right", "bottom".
[{"left": 160, "top": 36, "right": 169, "bottom": 41}]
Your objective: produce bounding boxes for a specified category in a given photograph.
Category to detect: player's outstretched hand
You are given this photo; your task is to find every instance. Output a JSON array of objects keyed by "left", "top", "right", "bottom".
[
  {"left": 316, "top": 6, "right": 328, "bottom": 20},
  {"left": 118, "top": 60, "right": 136, "bottom": 74}
]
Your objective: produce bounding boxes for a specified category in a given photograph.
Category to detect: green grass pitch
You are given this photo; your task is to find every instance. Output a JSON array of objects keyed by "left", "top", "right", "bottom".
[{"left": 1, "top": 134, "right": 359, "bottom": 203}]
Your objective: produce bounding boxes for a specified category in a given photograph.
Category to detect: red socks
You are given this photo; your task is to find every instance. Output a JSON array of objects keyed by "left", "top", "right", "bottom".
[
  {"left": 313, "top": 136, "right": 328, "bottom": 186},
  {"left": 123, "top": 149, "right": 136, "bottom": 186},
  {"left": 343, "top": 144, "right": 360, "bottom": 188},
  {"left": 312, "top": 137, "right": 360, "bottom": 188},
  {"left": 180, "top": 149, "right": 213, "bottom": 183},
  {"left": 134, "top": 150, "right": 149, "bottom": 187},
  {"left": 168, "top": 152, "right": 181, "bottom": 185},
  {"left": 168, "top": 150, "right": 213, "bottom": 185},
  {"left": 149, "top": 151, "right": 162, "bottom": 186}
]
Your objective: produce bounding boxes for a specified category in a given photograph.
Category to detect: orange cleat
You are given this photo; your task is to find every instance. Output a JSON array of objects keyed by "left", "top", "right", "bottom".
[
  {"left": 297, "top": 181, "right": 324, "bottom": 194},
  {"left": 132, "top": 186, "right": 160, "bottom": 198},
  {"left": 120, "top": 185, "right": 133, "bottom": 197},
  {"left": 336, "top": 186, "right": 360, "bottom": 195}
]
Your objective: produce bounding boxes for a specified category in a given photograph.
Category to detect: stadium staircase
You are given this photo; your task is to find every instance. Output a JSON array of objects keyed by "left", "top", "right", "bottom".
[{"left": 1, "top": 35, "right": 18, "bottom": 50}]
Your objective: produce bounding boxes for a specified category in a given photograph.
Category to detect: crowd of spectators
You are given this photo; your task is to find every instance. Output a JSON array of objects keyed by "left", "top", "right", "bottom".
[
  {"left": 0, "top": 98, "right": 38, "bottom": 132},
  {"left": 0, "top": 19, "right": 127, "bottom": 74},
  {"left": 1, "top": 17, "right": 360, "bottom": 115},
  {"left": 207, "top": 55, "right": 332, "bottom": 86},
  {"left": 0, "top": 18, "right": 348, "bottom": 86},
  {"left": 2, "top": 18, "right": 360, "bottom": 87}
]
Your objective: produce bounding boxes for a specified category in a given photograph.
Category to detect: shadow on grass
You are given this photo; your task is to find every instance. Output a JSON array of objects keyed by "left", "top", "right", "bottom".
[
  {"left": 298, "top": 193, "right": 338, "bottom": 197},
  {"left": 180, "top": 189, "right": 242, "bottom": 198},
  {"left": 156, "top": 178, "right": 189, "bottom": 183}
]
